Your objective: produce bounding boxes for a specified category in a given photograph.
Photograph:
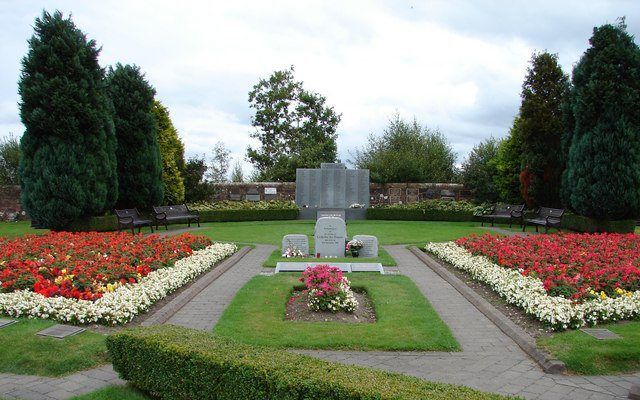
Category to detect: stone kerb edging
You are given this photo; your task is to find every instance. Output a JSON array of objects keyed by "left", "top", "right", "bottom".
[
  {"left": 409, "top": 246, "right": 566, "bottom": 374},
  {"left": 141, "top": 246, "right": 252, "bottom": 326}
]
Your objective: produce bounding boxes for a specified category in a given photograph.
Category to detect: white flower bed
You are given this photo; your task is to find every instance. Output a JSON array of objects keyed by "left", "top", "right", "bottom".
[
  {"left": 425, "top": 242, "right": 640, "bottom": 330},
  {"left": 0, "top": 242, "right": 237, "bottom": 325}
]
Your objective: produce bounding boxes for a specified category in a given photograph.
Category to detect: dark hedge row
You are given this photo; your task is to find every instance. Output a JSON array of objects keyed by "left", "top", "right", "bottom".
[
  {"left": 367, "top": 208, "right": 478, "bottom": 222},
  {"left": 107, "top": 325, "right": 509, "bottom": 400}
]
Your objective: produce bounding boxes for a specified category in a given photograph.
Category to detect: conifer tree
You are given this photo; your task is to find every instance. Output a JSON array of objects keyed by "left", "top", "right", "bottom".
[
  {"left": 518, "top": 52, "right": 569, "bottom": 208},
  {"left": 152, "top": 100, "right": 185, "bottom": 204},
  {"left": 563, "top": 20, "right": 640, "bottom": 220},
  {"left": 18, "top": 11, "right": 117, "bottom": 229},
  {"left": 107, "top": 64, "right": 163, "bottom": 209}
]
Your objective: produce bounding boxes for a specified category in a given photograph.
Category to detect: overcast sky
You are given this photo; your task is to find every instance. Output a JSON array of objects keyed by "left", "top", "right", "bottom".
[{"left": 1, "top": 1, "right": 638, "bottom": 176}]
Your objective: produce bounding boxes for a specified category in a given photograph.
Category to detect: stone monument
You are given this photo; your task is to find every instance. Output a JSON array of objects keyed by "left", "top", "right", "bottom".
[
  {"left": 281, "top": 234, "right": 309, "bottom": 256},
  {"left": 314, "top": 217, "right": 347, "bottom": 258},
  {"left": 296, "top": 163, "right": 369, "bottom": 219},
  {"left": 352, "top": 235, "right": 378, "bottom": 258}
]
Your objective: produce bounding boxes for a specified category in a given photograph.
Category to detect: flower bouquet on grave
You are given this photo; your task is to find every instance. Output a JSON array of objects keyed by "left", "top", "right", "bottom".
[
  {"left": 300, "top": 265, "right": 358, "bottom": 312},
  {"left": 282, "top": 246, "right": 306, "bottom": 258},
  {"left": 346, "top": 239, "right": 364, "bottom": 258}
]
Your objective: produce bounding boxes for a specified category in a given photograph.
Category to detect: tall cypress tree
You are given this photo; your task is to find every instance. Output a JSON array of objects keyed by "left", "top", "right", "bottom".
[
  {"left": 518, "top": 52, "right": 569, "bottom": 208},
  {"left": 18, "top": 11, "right": 117, "bottom": 229},
  {"left": 563, "top": 21, "right": 640, "bottom": 220},
  {"left": 152, "top": 100, "right": 185, "bottom": 204},
  {"left": 107, "top": 64, "right": 163, "bottom": 209}
]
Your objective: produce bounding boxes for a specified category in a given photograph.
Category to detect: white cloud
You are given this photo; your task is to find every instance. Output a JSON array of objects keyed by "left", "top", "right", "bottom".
[{"left": 1, "top": 0, "right": 639, "bottom": 175}]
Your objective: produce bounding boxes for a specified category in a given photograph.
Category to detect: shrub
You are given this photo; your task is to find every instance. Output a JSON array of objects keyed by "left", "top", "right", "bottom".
[
  {"left": 561, "top": 213, "right": 636, "bottom": 233},
  {"left": 107, "top": 325, "right": 508, "bottom": 400},
  {"left": 198, "top": 209, "right": 298, "bottom": 222},
  {"left": 367, "top": 200, "right": 478, "bottom": 221},
  {"left": 299, "top": 265, "right": 357, "bottom": 312},
  {"left": 188, "top": 200, "right": 298, "bottom": 211}
]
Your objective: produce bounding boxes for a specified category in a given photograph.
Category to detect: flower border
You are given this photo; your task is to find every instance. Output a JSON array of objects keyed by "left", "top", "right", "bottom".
[
  {"left": 425, "top": 242, "right": 640, "bottom": 330},
  {"left": 0, "top": 242, "right": 237, "bottom": 325}
]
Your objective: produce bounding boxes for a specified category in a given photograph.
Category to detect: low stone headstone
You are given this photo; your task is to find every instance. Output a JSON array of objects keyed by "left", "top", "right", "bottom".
[
  {"left": 579, "top": 328, "right": 621, "bottom": 340},
  {"left": 37, "top": 324, "right": 85, "bottom": 339},
  {"left": 0, "top": 319, "right": 16, "bottom": 329},
  {"left": 317, "top": 209, "right": 346, "bottom": 220},
  {"left": 281, "top": 234, "right": 309, "bottom": 256},
  {"left": 352, "top": 235, "right": 378, "bottom": 258},
  {"left": 314, "top": 217, "right": 347, "bottom": 258}
]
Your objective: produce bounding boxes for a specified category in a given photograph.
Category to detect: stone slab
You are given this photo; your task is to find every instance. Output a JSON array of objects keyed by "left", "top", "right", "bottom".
[
  {"left": 0, "top": 319, "right": 16, "bottom": 329},
  {"left": 37, "top": 324, "right": 85, "bottom": 339},
  {"left": 314, "top": 217, "right": 347, "bottom": 257},
  {"left": 317, "top": 209, "right": 345, "bottom": 220},
  {"left": 281, "top": 234, "right": 309, "bottom": 256},
  {"left": 352, "top": 234, "right": 378, "bottom": 258},
  {"left": 245, "top": 194, "right": 261, "bottom": 201},
  {"left": 580, "top": 328, "right": 622, "bottom": 340},
  {"left": 275, "top": 262, "right": 383, "bottom": 274}
]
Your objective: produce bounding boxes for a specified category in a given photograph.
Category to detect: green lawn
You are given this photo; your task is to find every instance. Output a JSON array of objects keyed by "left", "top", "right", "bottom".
[
  {"left": 70, "top": 385, "right": 151, "bottom": 400},
  {"left": 0, "top": 221, "right": 47, "bottom": 238},
  {"left": 199, "top": 220, "right": 493, "bottom": 246},
  {"left": 263, "top": 246, "right": 397, "bottom": 267},
  {"left": 538, "top": 321, "right": 640, "bottom": 375},
  {"left": 214, "top": 273, "right": 459, "bottom": 351},
  {"left": 0, "top": 318, "right": 108, "bottom": 376}
]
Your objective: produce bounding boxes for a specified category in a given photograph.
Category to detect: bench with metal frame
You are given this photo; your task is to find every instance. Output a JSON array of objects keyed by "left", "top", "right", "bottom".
[
  {"left": 481, "top": 203, "right": 525, "bottom": 228},
  {"left": 523, "top": 207, "right": 565, "bottom": 233},
  {"left": 153, "top": 204, "right": 200, "bottom": 230},
  {"left": 115, "top": 208, "right": 154, "bottom": 234}
]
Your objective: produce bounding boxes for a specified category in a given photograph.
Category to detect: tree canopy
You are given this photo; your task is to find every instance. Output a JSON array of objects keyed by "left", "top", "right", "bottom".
[
  {"left": 462, "top": 137, "right": 500, "bottom": 203},
  {"left": 352, "top": 114, "right": 456, "bottom": 183},
  {"left": 563, "top": 20, "right": 640, "bottom": 220},
  {"left": 107, "top": 63, "right": 163, "bottom": 209},
  {"left": 493, "top": 117, "right": 525, "bottom": 204},
  {"left": 152, "top": 100, "right": 185, "bottom": 204},
  {"left": 0, "top": 134, "right": 21, "bottom": 186},
  {"left": 247, "top": 66, "right": 341, "bottom": 182},
  {"left": 18, "top": 10, "right": 117, "bottom": 229}
]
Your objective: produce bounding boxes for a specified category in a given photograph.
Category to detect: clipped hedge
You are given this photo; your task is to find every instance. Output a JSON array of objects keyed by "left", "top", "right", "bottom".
[
  {"left": 107, "top": 325, "right": 509, "bottom": 400},
  {"left": 67, "top": 215, "right": 118, "bottom": 232},
  {"left": 199, "top": 208, "right": 298, "bottom": 222},
  {"left": 560, "top": 213, "right": 636, "bottom": 233},
  {"left": 367, "top": 208, "right": 478, "bottom": 222},
  {"left": 189, "top": 200, "right": 298, "bottom": 211}
]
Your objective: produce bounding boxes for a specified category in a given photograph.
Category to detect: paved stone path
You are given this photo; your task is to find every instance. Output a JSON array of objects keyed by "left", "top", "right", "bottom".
[
  {"left": 298, "top": 245, "right": 640, "bottom": 400},
  {"left": 166, "top": 244, "right": 275, "bottom": 330},
  {"left": 2, "top": 243, "right": 639, "bottom": 400}
]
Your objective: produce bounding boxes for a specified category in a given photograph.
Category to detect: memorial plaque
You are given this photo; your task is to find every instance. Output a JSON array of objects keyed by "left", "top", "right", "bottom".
[
  {"left": 314, "top": 217, "right": 347, "bottom": 257},
  {"left": 317, "top": 209, "right": 345, "bottom": 220},
  {"left": 37, "top": 324, "right": 85, "bottom": 339},
  {"left": 281, "top": 234, "right": 309, "bottom": 256},
  {"left": 321, "top": 168, "right": 345, "bottom": 208},
  {"left": 245, "top": 194, "right": 261, "bottom": 201},
  {"left": 353, "top": 235, "right": 378, "bottom": 258},
  {"left": 295, "top": 164, "right": 369, "bottom": 212},
  {"left": 321, "top": 163, "right": 346, "bottom": 169},
  {"left": 264, "top": 187, "right": 277, "bottom": 195},
  {"left": 580, "top": 328, "right": 622, "bottom": 340},
  {"left": 0, "top": 319, "right": 16, "bottom": 329}
]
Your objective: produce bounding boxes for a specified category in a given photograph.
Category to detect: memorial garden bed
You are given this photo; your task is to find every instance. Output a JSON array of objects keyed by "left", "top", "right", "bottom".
[
  {"left": 426, "top": 233, "right": 640, "bottom": 330},
  {"left": 214, "top": 273, "right": 459, "bottom": 351},
  {"left": 0, "top": 232, "right": 236, "bottom": 325}
]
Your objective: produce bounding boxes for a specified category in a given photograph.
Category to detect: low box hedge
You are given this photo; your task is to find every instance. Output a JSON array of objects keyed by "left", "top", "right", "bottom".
[
  {"left": 560, "top": 213, "right": 636, "bottom": 233},
  {"left": 67, "top": 215, "right": 119, "bottom": 232},
  {"left": 199, "top": 208, "right": 298, "bottom": 222},
  {"left": 367, "top": 208, "right": 478, "bottom": 222},
  {"left": 107, "top": 325, "right": 509, "bottom": 400}
]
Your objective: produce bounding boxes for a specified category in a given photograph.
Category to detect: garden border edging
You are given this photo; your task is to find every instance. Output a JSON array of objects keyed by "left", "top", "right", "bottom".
[
  {"left": 141, "top": 246, "right": 252, "bottom": 326},
  {"left": 409, "top": 246, "right": 566, "bottom": 374}
]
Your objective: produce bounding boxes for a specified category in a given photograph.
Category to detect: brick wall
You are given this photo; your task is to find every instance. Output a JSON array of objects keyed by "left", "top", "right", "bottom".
[
  {"left": 211, "top": 182, "right": 470, "bottom": 204},
  {"left": 0, "top": 185, "right": 26, "bottom": 220}
]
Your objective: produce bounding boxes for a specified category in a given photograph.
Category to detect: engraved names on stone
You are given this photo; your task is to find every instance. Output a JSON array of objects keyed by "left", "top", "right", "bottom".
[
  {"left": 314, "top": 217, "right": 347, "bottom": 257},
  {"left": 352, "top": 235, "right": 379, "bottom": 258},
  {"left": 281, "top": 234, "right": 309, "bottom": 256}
]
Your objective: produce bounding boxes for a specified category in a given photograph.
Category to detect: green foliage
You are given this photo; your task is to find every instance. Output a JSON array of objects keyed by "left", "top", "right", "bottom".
[
  {"left": 69, "top": 385, "right": 151, "bottom": 400},
  {"left": 198, "top": 208, "right": 298, "bottom": 222},
  {"left": 66, "top": 215, "right": 119, "bottom": 232},
  {"left": 353, "top": 114, "right": 457, "bottom": 183},
  {"left": 107, "top": 64, "right": 163, "bottom": 209},
  {"left": 519, "top": 52, "right": 569, "bottom": 208},
  {"left": 183, "top": 155, "right": 215, "bottom": 202},
  {"left": 560, "top": 213, "right": 636, "bottom": 233},
  {"left": 563, "top": 21, "right": 640, "bottom": 220},
  {"left": 107, "top": 325, "right": 506, "bottom": 400},
  {"left": 208, "top": 141, "right": 229, "bottom": 183},
  {"left": 462, "top": 137, "right": 500, "bottom": 203},
  {"left": 188, "top": 200, "right": 298, "bottom": 211},
  {"left": 493, "top": 117, "right": 524, "bottom": 204},
  {"left": 152, "top": 100, "right": 185, "bottom": 204},
  {"left": 0, "top": 134, "right": 21, "bottom": 185},
  {"left": 18, "top": 11, "right": 118, "bottom": 229},
  {"left": 230, "top": 160, "right": 244, "bottom": 182},
  {"left": 367, "top": 200, "right": 477, "bottom": 221},
  {"left": 247, "top": 66, "right": 341, "bottom": 181}
]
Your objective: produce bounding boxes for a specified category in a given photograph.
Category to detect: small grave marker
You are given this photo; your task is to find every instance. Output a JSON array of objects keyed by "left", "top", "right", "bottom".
[
  {"left": 580, "top": 328, "right": 621, "bottom": 340},
  {"left": 0, "top": 319, "right": 16, "bottom": 329},
  {"left": 37, "top": 324, "right": 85, "bottom": 339},
  {"left": 281, "top": 234, "right": 309, "bottom": 256},
  {"left": 352, "top": 235, "right": 378, "bottom": 258}
]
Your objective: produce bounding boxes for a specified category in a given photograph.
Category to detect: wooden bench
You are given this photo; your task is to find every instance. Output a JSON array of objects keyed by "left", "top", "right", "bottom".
[
  {"left": 153, "top": 204, "right": 200, "bottom": 230},
  {"left": 481, "top": 204, "right": 525, "bottom": 228},
  {"left": 115, "top": 208, "right": 154, "bottom": 234},
  {"left": 523, "top": 207, "right": 565, "bottom": 233}
]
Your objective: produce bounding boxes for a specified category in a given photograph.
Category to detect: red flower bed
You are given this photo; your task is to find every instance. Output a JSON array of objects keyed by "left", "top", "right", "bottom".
[
  {"left": 456, "top": 233, "right": 640, "bottom": 300},
  {"left": 0, "top": 232, "right": 211, "bottom": 301}
]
